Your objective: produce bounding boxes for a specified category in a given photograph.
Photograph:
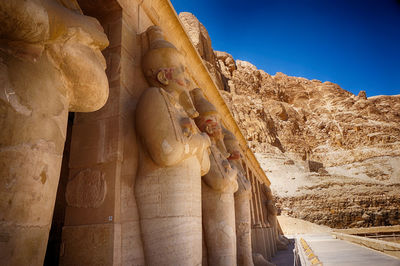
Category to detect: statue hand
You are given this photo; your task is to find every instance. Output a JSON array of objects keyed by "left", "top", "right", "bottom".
[{"left": 180, "top": 117, "right": 193, "bottom": 137}]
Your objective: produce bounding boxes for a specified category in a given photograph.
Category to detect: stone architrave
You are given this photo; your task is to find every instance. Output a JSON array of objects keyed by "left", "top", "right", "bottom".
[
  {"left": 192, "top": 88, "right": 239, "bottom": 266},
  {"left": 223, "top": 127, "right": 254, "bottom": 266},
  {"left": 0, "top": 1, "right": 109, "bottom": 265},
  {"left": 135, "top": 26, "right": 211, "bottom": 265},
  {"left": 262, "top": 185, "right": 289, "bottom": 250}
]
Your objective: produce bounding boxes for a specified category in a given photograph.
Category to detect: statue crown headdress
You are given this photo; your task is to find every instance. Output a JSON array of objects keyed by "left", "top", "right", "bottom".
[
  {"left": 191, "top": 88, "right": 218, "bottom": 117},
  {"left": 142, "top": 26, "right": 181, "bottom": 85},
  {"left": 147, "top": 25, "right": 176, "bottom": 50}
]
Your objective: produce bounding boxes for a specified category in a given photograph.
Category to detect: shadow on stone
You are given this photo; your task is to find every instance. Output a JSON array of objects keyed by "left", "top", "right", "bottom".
[{"left": 270, "top": 238, "right": 295, "bottom": 266}]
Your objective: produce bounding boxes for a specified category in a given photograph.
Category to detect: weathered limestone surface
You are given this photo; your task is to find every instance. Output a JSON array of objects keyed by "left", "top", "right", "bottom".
[
  {"left": 0, "top": 1, "right": 276, "bottom": 265},
  {"left": 60, "top": 2, "right": 148, "bottom": 264},
  {"left": 65, "top": 169, "right": 107, "bottom": 208},
  {"left": 59, "top": 2, "right": 272, "bottom": 265},
  {"left": 192, "top": 88, "right": 238, "bottom": 266},
  {"left": 135, "top": 26, "right": 211, "bottom": 265},
  {"left": 179, "top": 11, "right": 400, "bottom": 229},
  {"left": 60, "top": 224, "right": 114, "bottom": 265},
  {"left": 0, "top": 0, "right": 109, "bottom": 265}
]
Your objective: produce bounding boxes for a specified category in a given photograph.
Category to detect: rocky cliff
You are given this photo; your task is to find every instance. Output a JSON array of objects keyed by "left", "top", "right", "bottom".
[{"left": 179, "top": 12, "right": 400, "bottom": 229}]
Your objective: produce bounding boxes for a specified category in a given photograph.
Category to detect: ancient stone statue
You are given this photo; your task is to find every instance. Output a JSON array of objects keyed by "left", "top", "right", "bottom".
[
  {"left": 135, "top": 26, "right": 211, "bottom": 265},
  {"left": 192, "top": 88, "right": 239, "bottom": 266},
  {"left": 262, "top": 185, "right": 289, "bottom": 250},
  {"left": 223, "top": 127, "right": 254, "bottom": 266},
  {"left": 0, "top": 0, "right": 109, "bottom": 264}
]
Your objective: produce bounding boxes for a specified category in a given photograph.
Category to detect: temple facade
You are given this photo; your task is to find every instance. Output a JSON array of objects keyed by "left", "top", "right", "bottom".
[{"left": 0, "top": 0, "right": 284, "bottom": 265}]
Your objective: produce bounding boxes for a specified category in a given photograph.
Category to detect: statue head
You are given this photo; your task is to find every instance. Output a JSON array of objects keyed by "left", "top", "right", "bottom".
[
  {"left": 223, "top": 127, "right": 241, "bottom": 161},
  {"left": 264, "top": 185, "right": 274, "bottom": 201},
  {"left": 0, "top": 0, "right": 109, "bottom": 112},
  {"left": 223, "top": 126, "right": 247, "bottom": 174},
  {"left": 191, "top": 88, "right": 230, "bottom": 158},
  {"left": 142, "top": 26, "right": 198, "bottom": 117}
]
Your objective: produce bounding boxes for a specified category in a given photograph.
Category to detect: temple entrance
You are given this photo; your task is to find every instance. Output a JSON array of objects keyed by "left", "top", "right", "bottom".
[{"left": 44, "top": 113, "right": 74, "bottom": 266}]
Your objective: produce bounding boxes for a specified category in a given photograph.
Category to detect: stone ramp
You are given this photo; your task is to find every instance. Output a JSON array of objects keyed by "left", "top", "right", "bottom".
[{"left": 298, "top": 234, "right": 400, "bottom": 266}]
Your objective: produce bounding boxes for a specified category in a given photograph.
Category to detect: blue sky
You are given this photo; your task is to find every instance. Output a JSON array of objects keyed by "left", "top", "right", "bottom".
[{"left": 171, "top": 0, "right": 400, "bottom": 97}]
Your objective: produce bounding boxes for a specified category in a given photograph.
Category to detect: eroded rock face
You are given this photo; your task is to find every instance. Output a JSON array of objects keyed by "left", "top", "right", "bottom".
[
  {"left": 180, "top": 12, "right": 400, "bottom": 229},
  {"left": 275, "top": 183, "right": 400, "bottom": 228},
  {"left": 179, "top": 12, "right": 233, "bottom": 92}
]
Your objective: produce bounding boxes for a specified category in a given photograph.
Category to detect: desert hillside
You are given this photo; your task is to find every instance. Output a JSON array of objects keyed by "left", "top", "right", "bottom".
[{"left": 180, "top": 12, "right": 400, "bottom": 229}]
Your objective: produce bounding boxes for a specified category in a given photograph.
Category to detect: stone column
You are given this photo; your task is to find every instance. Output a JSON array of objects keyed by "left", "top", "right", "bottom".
[
  {"left": 0, "top": 1, "right": 109, "bottom": 265},
  {"left": 223, "top": 128, "right": 254, "bottom": 266},
  {"left": 135, "top": 27, "right": 210, "bottom": 265},
  {"left": 249, "top": 170, "right": 266, "bottom": 259},
  {"left": 262, "top": 185, "right": 288, "bottom": 251},
  {"left": 192, "top": 88, "right": 238, "bottom": 266}
]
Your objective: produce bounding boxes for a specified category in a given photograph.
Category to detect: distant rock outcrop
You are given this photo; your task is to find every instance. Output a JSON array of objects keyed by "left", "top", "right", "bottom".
[{"left": 179, "top": 12, "right": 400, "bottom": 229}]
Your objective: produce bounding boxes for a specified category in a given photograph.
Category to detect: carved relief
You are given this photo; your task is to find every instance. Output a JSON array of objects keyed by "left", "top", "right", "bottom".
[{"left": 65, "top": 169, "right": 107, "bottom": 208}]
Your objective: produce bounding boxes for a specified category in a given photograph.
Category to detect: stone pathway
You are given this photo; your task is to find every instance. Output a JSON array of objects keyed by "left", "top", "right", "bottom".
[
  {"left": 270, "top": 237, "right": 295, "bottom": 266},
  {"left": 300, "top": 234, "right": 400, "bottom": 266}
]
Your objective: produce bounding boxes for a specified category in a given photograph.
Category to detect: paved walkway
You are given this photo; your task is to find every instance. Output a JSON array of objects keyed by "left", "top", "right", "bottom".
[
  {"left": 301, "top": 234, "right": 400, "bottom": 266},
  {"left": 270, "top": 237, "right": 295, "bottom": 266}
]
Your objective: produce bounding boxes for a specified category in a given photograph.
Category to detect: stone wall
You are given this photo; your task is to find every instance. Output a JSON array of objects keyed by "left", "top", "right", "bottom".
[
  {"left": 58, "top": 0, "right": 275, "bottom": 265},
  {"left": 0, "top": 1, "right": 276, "bottom": 265},
  {"left": 60, "top": 0, "right": 152, "bottom": 264}
]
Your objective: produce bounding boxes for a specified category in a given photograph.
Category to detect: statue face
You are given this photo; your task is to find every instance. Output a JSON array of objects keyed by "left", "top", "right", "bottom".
[
  {"left": 170, "top": 64, "right": 189, "bottom": 90},
  {"left": 225, "top": 143, "right": 245, "bottom": 173},
  {"left": 156, "top": 56, "right": 190, "bottom": 96},
  {"left": 201, "top": 114, "right": 223, "bottom": 140},
  {"left": 228, "top": 149, "right": 241, "bottom": 161},
  {"left": 141, "top": 26, "right": 190, "bottom": 99}
]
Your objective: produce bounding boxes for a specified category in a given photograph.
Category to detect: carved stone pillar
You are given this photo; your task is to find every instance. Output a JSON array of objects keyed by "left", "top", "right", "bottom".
[
  {"left": 223, "top": 128, "right": 254, "bottom": 266},
  {"left": 192, "top": 88, "right": 238, "bottom": 266},
  {"left": 135, "top": 27, "right": 210, "bottom": 265},
  {"left": 0, "top": 1, "right": 109, "bottom": 265},
  {"left": 262, "top": 185, "right": 289, "bottom": 251}
]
